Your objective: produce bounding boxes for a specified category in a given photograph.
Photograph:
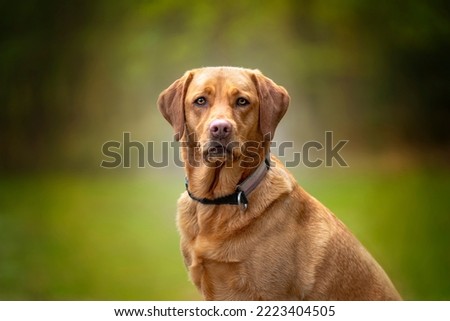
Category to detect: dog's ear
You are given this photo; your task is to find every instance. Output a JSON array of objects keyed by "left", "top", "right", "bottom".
[
  {"left": 252, "top": 71, "right": 290, "bottom": 141},
  {"left": 157, "top": 71, "right": 194, "bottom": 141}
]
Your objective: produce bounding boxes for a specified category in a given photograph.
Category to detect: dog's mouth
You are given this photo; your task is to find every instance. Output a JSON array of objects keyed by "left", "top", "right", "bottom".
[{"left": 203, "top": 141, "right": 236, "bottom": 160}]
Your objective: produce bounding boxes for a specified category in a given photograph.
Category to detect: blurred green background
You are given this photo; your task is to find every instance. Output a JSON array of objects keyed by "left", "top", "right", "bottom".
[{"left": 1, "top": 0, "right": 449, "bottom": 300}]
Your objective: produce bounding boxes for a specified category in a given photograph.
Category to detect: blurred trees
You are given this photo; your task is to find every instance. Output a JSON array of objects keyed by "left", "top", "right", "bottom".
[{"left": 1, "top": 0, "right": 449, "bottom": 171}]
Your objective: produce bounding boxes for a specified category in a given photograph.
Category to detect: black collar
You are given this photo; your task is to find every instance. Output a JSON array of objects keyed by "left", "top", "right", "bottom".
[{"left": 185, "top": 153, "right": 271, "bottom": 211}]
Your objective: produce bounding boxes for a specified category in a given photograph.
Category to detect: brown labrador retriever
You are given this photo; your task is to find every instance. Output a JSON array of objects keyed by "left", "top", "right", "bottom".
[{"left": 158, "top": 66, "right": 401, "bottom": 300}]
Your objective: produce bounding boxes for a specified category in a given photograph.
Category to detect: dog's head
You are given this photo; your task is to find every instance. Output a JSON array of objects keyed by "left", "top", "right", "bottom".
[{"left": 158, "top": 67, "right": 289, "bottom": 165}]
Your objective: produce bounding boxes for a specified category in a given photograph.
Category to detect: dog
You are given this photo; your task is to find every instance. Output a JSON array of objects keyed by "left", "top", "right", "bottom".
[{"left": 157, "top": 66, "right": 401, "bottom": 300}]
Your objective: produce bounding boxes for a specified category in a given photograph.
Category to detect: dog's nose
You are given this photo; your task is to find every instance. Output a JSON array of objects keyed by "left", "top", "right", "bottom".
[{"left": 210, "top": 119, "right": 232, "bottom": 139}]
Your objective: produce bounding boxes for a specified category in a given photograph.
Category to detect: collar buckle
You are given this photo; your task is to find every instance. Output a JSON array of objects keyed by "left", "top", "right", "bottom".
[{"left": 237, "top": 190, "right": 248, "bottom": 211}]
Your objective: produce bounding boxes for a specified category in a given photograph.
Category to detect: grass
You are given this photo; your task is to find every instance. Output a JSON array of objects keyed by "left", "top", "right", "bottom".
[
  {"left": 0, "top": 167, "right": 449, "bottom": 300},
  {"left": 0, "top": 172, "right": 200, "bottom": 300}
]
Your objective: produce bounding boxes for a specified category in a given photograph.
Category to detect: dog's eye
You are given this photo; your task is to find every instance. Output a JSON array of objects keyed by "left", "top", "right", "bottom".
[
  {"left": 236, "top": 97, "right": 250, "bottom": 107},
  {"left": 194, "top": 97, "right": 207, "bottom": 107}
]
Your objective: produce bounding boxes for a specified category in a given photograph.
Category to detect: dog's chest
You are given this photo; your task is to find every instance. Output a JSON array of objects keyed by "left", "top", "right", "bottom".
[
  {"left": 187, "top": 235, "right": 303, "bottom": 300},
  {"left": 187, "top": 234, "right": 250, "bottom": 299}
]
